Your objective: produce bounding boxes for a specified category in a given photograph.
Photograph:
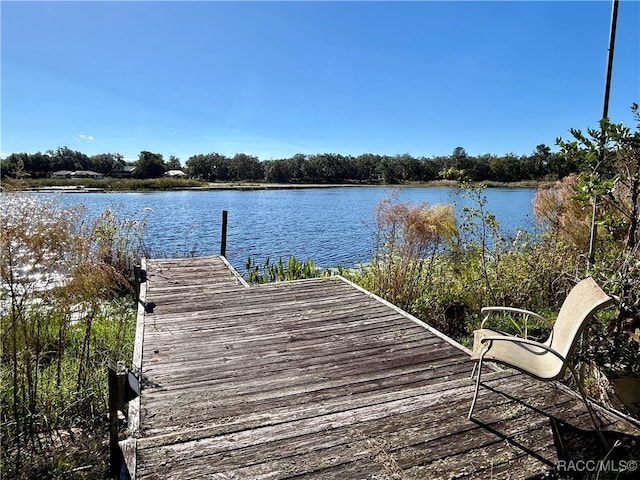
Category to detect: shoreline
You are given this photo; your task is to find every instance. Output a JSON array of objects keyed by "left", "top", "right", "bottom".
[{"left": 4, "top": 179, "right": 550, "bottom": 193}]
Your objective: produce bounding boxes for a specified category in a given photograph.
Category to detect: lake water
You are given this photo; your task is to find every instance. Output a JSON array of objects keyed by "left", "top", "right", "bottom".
[{"left": 43, "top": 186, "right": 536, "bottom": 272}]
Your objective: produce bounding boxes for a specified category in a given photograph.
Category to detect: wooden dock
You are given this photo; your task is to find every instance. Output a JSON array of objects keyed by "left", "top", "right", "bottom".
[{"left": 122, "top": 256, "right": 639, "bottom": 479}]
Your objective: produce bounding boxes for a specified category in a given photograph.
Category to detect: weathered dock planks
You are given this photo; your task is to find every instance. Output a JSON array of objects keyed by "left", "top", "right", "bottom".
[{"left": 123, "top": 256, "right": 639, "bottom": 479}]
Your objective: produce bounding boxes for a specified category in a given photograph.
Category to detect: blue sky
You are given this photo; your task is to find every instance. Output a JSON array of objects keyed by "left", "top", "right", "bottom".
[{"left": 2, "top": 1, "right": 639, "bottom": 163}]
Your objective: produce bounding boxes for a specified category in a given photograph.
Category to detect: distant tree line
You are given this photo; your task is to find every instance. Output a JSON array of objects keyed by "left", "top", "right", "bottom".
[
  {"left": 0, "top": 148, "right": 184, "bottom": 180},
  {"left": 1, "top": 144, "right": 578, "bottom": 184},
  {"left": 2, "top": 147, "right": 126, "bottom": 179}
]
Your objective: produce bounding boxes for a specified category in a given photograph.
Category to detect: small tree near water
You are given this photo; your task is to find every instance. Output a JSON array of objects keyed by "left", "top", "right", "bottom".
[{"left": 363, "top": 190, "right": 458, "bottom": 312}]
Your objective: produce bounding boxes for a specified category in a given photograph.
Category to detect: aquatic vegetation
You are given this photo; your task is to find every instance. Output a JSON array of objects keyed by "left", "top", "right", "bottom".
[{"left": 244, "top": 256, "right": 326, "bottom": 284}]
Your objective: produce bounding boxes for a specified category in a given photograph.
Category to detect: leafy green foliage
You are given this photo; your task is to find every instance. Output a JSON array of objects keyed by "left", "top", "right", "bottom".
[
  {"left": 133, "top": 151, "right": 166, "bottom": 179},
  {"left": 553, "top": 105, "right": 640, "bottom": 384}
]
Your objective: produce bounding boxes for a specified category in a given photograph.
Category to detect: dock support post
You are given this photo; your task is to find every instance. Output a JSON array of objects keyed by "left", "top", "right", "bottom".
[
  {"left": 108, "top": 361, "right": 122, "bottom": 477},
  {"left": 221, "top": 210, "right": 228, "bottom": 257},
  {"left": 133, "top": 264, "right": 141, "bottom": 302},
  {"left": 108, "top": 360, "right": 140, "bottom": 478}
]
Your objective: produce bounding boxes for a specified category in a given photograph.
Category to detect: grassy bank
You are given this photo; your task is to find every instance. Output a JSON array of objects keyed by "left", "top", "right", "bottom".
[
  {"left": 2, "top": 177, "right": 550, "bottom": 192},
  {"left": 2, "top": 177, "right": 206, "bottom": 192}
]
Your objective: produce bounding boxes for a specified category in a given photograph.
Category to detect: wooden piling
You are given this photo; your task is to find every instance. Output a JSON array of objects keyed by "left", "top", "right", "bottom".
[{"left": 220, "top": 210, "right": 228, "bottom": 257}]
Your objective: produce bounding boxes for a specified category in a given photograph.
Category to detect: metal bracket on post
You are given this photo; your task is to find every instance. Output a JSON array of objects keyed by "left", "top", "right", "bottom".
[{"left": 133, "top": 264, "right": 146, "bottom": 301}]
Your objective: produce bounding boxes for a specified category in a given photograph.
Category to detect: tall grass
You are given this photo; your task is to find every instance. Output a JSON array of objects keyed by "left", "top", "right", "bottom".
[
  {"left": 364, "top": 190, "right": 457, "bottom": 311},
  {"left": 1, "top": 194, "right": 142, "bottom": 479},
  {"left": 244, "top": 256, "right": 325, "bottom": 284}
]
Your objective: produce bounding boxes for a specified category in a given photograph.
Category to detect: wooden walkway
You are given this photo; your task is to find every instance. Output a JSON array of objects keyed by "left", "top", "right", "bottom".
[{"left": 122, "top": 256, "right": 639, "bottom": 479}]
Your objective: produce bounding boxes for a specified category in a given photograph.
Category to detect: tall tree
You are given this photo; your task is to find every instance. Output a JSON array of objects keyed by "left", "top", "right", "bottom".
[
  {"left": 230, "top": 153, "right": 262, "bottom": 181},
  {"left": 166, "top": 155, "right": 181, "bottom": 170},
  {"left": 134, "top": 151, "right": 165, "bottom": 178},
  {"left": 90, "top": 153, "right": 125, "bottom": 175},
  {"left": 48, "top": 146, "right": 89, "bottom": 172},
  {"left": 263, "top": 159, "right": 289, "bottom": 183}
]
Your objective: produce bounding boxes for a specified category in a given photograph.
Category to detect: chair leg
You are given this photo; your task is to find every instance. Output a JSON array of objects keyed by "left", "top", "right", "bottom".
[
  {"left": 567, "top": 365, "right": 609, "bottom": 449},
  {"left": 470, "top": 362, "right": 478, "bottom": 380},
  {"left": 468, "top": 356, "right": 485, "bottom": 420}
]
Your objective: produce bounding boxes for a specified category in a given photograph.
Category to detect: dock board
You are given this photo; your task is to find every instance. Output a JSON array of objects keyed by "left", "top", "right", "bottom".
[{"left": 124, "top": 256, "right": 639, "bottom": 479}]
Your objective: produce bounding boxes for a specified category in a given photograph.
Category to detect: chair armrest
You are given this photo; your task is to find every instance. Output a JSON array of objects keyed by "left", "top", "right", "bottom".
[
  {"left": 480, "top": 306, "right": 551, "bottom": 338},
  {"left": 479, "top": 335, "right": 566, "bottom": 363}
]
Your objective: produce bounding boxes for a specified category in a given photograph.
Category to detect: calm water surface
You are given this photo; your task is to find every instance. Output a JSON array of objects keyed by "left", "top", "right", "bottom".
[{"left": 46, "top": 186, "right": 536, "bottom": 272}]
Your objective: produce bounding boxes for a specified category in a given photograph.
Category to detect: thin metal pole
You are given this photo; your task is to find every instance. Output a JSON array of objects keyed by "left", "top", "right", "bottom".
[
  {"left": 589, "top": 0, "right": 619, "bottom": 268},
  {"left": 221, "top": 210, "right": 228, "bottom": 257},
  {"left": 602, "top": 0, "right": 619, "bottom": 120}
]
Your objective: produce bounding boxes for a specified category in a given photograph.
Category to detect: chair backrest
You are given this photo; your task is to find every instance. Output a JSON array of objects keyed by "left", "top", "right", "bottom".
[{"left": 549, "top": 277, "right": 614, "bottom": 360}]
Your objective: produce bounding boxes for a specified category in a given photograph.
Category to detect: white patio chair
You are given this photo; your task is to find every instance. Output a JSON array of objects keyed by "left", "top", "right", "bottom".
[{"left": 468, "top": 277, "right": 614, "bottom": 437}]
